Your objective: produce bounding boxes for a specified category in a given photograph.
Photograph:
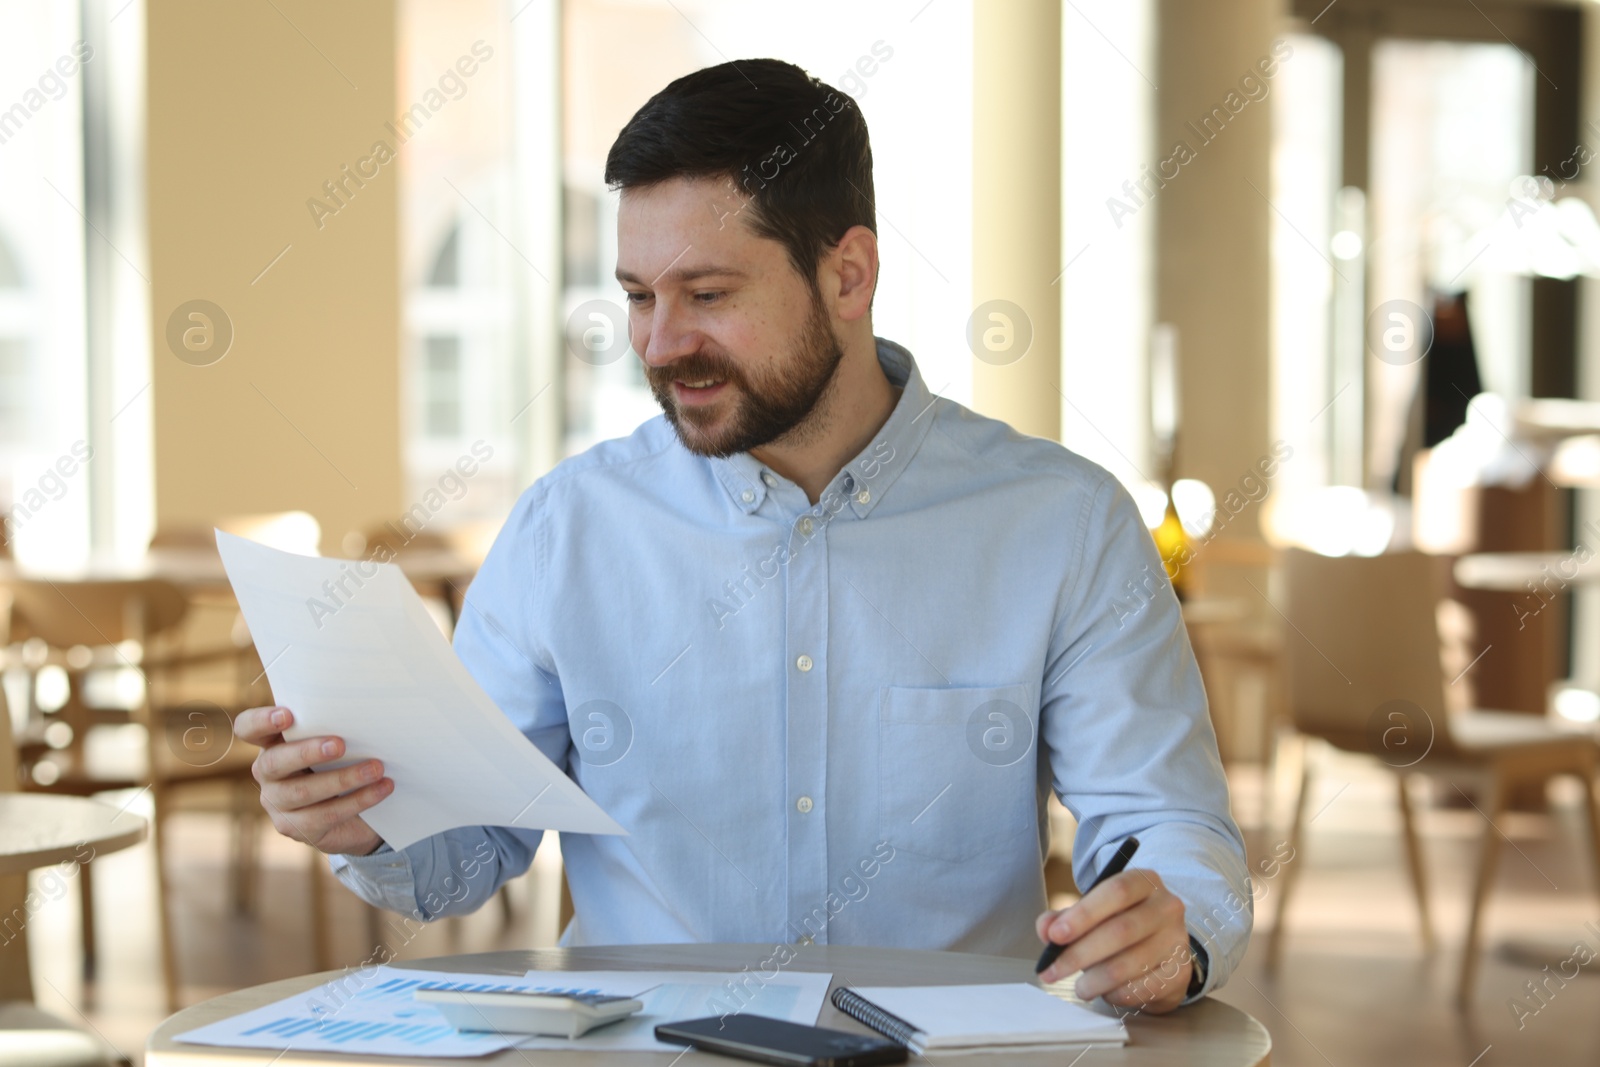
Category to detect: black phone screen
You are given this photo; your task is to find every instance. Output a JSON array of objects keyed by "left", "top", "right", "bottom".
[{"left": 655, "top": 1014, "right": 908, "bottom": 1067}]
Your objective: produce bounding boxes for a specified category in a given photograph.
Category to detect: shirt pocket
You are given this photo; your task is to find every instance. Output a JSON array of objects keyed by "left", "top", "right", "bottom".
[{"left": 876, "top": 681, "right": 1038, "bottom": 863}]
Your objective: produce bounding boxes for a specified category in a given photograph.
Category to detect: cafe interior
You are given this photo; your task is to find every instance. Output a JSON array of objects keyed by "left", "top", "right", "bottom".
[{"left": 5, "top": 0, "right": 1600, "bottom": 1063}]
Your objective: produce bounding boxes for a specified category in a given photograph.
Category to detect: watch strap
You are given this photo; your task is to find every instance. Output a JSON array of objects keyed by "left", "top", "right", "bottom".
[{"left": 1185, "top": 935, "right": 1209, "bottom": 998}]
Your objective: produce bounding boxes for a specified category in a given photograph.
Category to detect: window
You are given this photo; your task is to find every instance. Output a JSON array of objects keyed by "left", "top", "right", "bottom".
[
  {"left": 397, "top": 0, "right": 555, "bottom": 524},
  {"left": 0, "top": 2, "right": 94, "bottom": 567},
  {"left": 0, "top": 234, "right": 31, "bottom": 446},
  {"left": 424, "top": 335, "right": 463, "bottom": 438}
]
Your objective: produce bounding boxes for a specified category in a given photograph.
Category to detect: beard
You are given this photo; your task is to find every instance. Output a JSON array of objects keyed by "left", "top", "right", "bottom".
[{"left": 645, "top": 288, "right": 846, "bottom": 459}]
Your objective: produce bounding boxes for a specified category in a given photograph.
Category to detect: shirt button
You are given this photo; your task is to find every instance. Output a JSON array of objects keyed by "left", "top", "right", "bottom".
[
  {"left": 761, "top": 471, "right": 777, "bottom": 487},
  {"left": 797, "top": 517, "right": 814, "bottom": 536},
  {"left": 741, "top": 489, "right": 754, "bottom": 503},
  {"left": 856, "top": 489, "right": 871, "bottom": 504},
  {"left": 796, "top": 933, "right": 815, "bottom": 946},
  {"left": 796, "top": 654, "right": 813, "bottom": 672},
  {"left": 796, "top": 796, "right": 813, "bottom": 813}
]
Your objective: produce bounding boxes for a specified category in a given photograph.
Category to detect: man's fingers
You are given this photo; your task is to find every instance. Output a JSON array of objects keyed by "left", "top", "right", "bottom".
[
  {"left": 327, "top": 777, "right": 394, "bottom": 824},
  {"left": 255, "top": 734, "right": 346, "bottom": 782},
  {"left": 1077, "top": 929, "right": 1190, "bottom": 1007},
  {"left": 235, "top": 705, "right": 292, "bottom": 745},
  {"left": 304, "top": 779, "right": 395, "bottom": 841},
  {"left": 266, "top": 777, "right": 393, "bottom": 846},
  {"left": 270, "top": 759, "right": 385, "bottom": 811},
  {"left": 1044, "top": 896, "right": 1165, "bottom": 978},
  {"left": 1046, "top": 869, "right": 1158, "bottom": 943},
  {"left": 238, "top": 705, "right": 390, "bottom": 857},
  {"left": 1035, "top": 909, "right": 1062, "bottom": 944}
]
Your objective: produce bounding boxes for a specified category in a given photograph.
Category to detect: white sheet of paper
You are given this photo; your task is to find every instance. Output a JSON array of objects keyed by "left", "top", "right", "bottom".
[
  {"left": 512, "top": 970, "right": 835, "bottom": 1052},
  {"left": 844, "top": 983, "right": 1128, "bottom": 1050},
  {"left": 216, "top": 530, "right": 624, "bottom": 849},
  {"left": 172, "top": 966, "right": 642, "bottom": 1057}
]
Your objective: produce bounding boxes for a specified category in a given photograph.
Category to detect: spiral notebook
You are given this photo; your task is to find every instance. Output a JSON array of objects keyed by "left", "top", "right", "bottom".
[{"left": 831, "top": 984, "right": 1128, "bottom": 1054}]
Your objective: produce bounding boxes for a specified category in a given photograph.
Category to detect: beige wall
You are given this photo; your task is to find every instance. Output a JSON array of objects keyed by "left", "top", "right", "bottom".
[
  {"left": 1155, "top": 0, "right": 1277, "bottom": 528},
  {"left": 147, "top": 0, "right": 402, "bottom": 554},
  {"left": 972, "top": 0, "right": 1061, "bottom": 442}
]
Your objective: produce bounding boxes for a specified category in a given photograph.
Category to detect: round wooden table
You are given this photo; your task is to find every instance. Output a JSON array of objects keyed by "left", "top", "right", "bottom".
[
  {"left": 0, "top": 793, "right": 148, "bottom": 875},
  {"left": 146, "top": 944, "right": 1272, "bottom": 1066}
]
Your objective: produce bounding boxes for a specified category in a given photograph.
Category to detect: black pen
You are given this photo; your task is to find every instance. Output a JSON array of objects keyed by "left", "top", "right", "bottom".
[{"left": 1034, "top": 836, "right": 1141, "bottom": 975}]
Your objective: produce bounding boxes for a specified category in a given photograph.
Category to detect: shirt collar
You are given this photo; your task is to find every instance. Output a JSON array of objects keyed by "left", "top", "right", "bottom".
[{"left": 710, "top": 336, "right": 938, "bottom": 520}]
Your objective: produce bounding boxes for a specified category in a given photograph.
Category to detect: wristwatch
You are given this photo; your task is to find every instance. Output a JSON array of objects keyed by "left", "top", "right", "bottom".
[{"left": 1185, "top": 935, "right": 1208, "bottom": 998}]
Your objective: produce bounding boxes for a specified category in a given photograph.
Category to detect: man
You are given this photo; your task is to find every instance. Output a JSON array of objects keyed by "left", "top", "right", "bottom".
[{"left": 237, "top": 58, "right": 1251, "bottom": 1014}]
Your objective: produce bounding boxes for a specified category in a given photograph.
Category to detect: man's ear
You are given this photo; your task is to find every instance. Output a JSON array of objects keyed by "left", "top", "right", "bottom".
[{"left": 828, "top": 224, "right": 878, "bottom": 323}]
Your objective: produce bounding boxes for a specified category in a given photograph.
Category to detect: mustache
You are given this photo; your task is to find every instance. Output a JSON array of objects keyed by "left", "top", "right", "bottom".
[{"left": 648, "top": 357, "right": 740, "bottom": 385}]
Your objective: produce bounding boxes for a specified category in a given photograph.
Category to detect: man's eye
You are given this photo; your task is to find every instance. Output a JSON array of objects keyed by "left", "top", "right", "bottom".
[
  {"left": 624, "top": 291, "right": 650, "bottom": 305},
  {"left": 695, "top": 291, "right": 724, "bottom": 304}
]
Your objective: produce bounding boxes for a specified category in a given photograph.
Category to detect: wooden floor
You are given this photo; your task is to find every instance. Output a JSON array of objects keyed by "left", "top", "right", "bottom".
[{"left": 24, "top": 748, "right": 1600, "bottom": 1066}]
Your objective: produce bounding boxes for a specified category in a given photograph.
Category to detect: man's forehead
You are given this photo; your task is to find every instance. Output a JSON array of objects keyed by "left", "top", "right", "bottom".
[{"left": 615, "top": 176, "right": 767, "bottom": 283}]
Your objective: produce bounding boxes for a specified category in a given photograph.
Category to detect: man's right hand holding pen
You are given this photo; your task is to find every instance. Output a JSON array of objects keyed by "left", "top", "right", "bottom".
[{"left": 1032, "top": 837, "right": 1198, "bottom": 1014}]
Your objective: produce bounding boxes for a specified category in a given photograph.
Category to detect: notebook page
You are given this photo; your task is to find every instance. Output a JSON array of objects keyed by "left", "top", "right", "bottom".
[{"left": 847, "top": 984, "right": 1127, "bottom": 1048}]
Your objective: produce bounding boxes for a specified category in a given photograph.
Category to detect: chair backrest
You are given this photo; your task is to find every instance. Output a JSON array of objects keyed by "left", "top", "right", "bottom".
[
  {"left": 6, "top": 579, "right": 188, "bottom": 649},
  {"left": 1281, "top": 549, "right": 1457, "bottom": 759},
  {"left": 150, "top": 510, "right": 321, "bottom": 555}
]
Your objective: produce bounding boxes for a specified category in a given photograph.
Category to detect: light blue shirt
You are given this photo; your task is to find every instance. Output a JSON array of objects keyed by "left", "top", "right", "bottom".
[{"left": 331, "top": 337, "right": 1252, "bottom": 1001}]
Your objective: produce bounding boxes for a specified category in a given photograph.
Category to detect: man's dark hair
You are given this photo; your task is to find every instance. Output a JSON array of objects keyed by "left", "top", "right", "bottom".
[{"left": 604, "top": 58, "right": 876, "bottom": 302}]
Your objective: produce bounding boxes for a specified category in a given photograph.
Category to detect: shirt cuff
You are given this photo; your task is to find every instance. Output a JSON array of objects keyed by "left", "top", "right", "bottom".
[{"left": 327, "top": 842, "right": 426, "bottom": 917}]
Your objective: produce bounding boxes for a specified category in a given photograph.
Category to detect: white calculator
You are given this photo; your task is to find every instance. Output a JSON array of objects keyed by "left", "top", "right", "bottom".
[{"left": 414, "top": 987, "right": 645, "bottom": 1039}]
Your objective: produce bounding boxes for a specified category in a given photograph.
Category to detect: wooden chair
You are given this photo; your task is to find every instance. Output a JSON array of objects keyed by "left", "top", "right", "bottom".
[
  {"left": 1178, "top": 539, "right": 1288, "bottom": 768},
  {"left": 5, "top": 577, "right": 260, "bottom": 1011},
  {"left": 145, "top": 517, "right": 299, "bottom": 917},
  {"left": 139, "top": 516, "right": 388, "bottom": 979},
  {"left": 1265, "top": 548, "right": 1600, "bottom": 1004},
  {"left": 0, "top": 686, "right": 121, "bottom": 1066}
]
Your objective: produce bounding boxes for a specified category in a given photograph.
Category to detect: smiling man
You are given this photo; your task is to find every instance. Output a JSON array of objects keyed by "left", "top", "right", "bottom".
[{"left": 237, "top": 58, "right": 1251, "bottom": 1014}]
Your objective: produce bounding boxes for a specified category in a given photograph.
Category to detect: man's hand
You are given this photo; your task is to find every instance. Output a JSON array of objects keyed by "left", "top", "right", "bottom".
[
  {"left": 235, "top": 705, "right": 392, "bottom": 856},
  {"left": 1034, "top": 868, "right": 1193, "bottom": 1014}
]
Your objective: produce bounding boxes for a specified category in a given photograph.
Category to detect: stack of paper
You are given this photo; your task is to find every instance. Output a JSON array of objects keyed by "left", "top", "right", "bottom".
[{"left": 843, "top": 983, "right": 1127, "bottom": 1054}]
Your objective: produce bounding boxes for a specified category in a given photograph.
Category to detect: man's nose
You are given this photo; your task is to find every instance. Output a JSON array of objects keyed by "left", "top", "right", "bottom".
[{"left": 640, "top": 300, "right": 699, "bottom": 371}]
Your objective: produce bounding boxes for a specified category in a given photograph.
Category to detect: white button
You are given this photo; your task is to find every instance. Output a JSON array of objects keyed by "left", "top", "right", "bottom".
[
  {"left": 762, "top": 472, "right": 777, "bottom": 487},
  {"left": 741, "top": 489, "right": 754, "bottom": 503},
  {"left": 856, "top": 489, "right": 871, "bottom": 504},
  {"left": 796, "top": 796, "right": 813, "bottom": 813},
  {"left": 796, "top": 654, "right": 813, "bottom": 672},
  {"left": 796, "top": 933, "right": 815, "bottom": 946},
  {"left": 798, "top": 517, "right": 814, "bottom": 536}
]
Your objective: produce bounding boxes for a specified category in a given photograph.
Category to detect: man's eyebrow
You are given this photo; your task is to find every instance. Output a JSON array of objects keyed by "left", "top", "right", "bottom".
[{"left": 615, "top": 265, "right": 750, "bottom": 286}]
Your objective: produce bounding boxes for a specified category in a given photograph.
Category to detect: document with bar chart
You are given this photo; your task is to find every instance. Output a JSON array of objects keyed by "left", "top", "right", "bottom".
[{"left": 173, "top": 966, "right": 645, "bottom": 1057}]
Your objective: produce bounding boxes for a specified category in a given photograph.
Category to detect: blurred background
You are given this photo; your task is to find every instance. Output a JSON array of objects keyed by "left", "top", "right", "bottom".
[{"left": 5, "top": 0, "right": 1600, "bottom": 1063}]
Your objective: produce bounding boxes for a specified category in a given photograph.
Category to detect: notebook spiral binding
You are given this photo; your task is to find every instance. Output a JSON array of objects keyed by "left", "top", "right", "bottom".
[{"left": 830, "top": 987, "right": 918, "bottom": 1047}]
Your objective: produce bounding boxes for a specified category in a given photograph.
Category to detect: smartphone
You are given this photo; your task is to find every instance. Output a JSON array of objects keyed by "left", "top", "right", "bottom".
[{"left": 655, "top": 1014, "right": 907, "bottom": 1067}]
